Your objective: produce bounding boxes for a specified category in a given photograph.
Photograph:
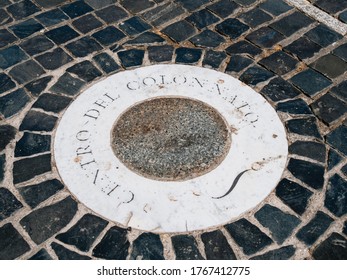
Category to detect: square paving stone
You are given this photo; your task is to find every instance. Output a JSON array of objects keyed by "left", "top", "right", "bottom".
[
  {"left": 259, "top": 0, "right": 292, "bottom": 16},
  {"left": 66, "top": 37, "right": 102, "bottom": 57},
  {"left": 141, "top": 2, "right": 185, "bottom": 27},
  {"left": 84, "top": 0, "right": 117, "bottom": 9},
  {"left": 284, "top": 37, "right": 322, "bottom": 60},
  {"left": 286, "top": 117, "right": 322, "bottom": 139},
  {"left": 312, "top": 233, "right": 347, "bottom": 260},
  {"left": 276, "top": 178, "right": 313, "bottom": 215},
  {"left": 186, "top": 9, "right": 220, "bottom": 29},
  {"left": 92, "top": 226, "right": 130, "bottom": 260},
  {"left": 239, "top": 65, "right": 274, "bottom": 86},
  {"left": 175, "top": 47, "right": 202, "bottom": 64},
  {"left": 161, "top": 20, "right": 197, "bottom": 42},
  {"left": 296, "top": 211, "right": 334, "bottom": 246},
  {"left": 0, "top": 29, "right": 17, "bottom": 48},
  {"left": 0, "top": 46, "right": 28, "bottom": 70},
  {"left": 130, "top": 232, "right": 164, "bottom": 260},
  {"left": 35, "top": 48, "right": 73, "bottom": 70},
  {"left": 119, "top": 16, "right": 151, "bottom": 35},
  {"left": 0, "top": 188, "right": 23, "bottom": 221},
  {"left": 175, "top": 0, "right": 209, "bottom": 11},
  {"left": 148, "top": 45, "right": 174, "bottom": 63},
  {"left": 239, "top": 8, "right": 272, "bottom": 28},
  {"left": 20, "top": 196, "right": 77, "bottom": 244},
  {"left": 276, "top": 99, "right": 312, "bottom": 115},
  {"left": 246, "top": 26, "right": 285, "bottom": 48},
  {"left": 19, "top": 110, "right": 58, "bottom": 132},
  {"left": 310, "top": 54, "right": 347, "bottom": 79},
  {"left": 225, "top": 40, "right": 261, "bottom": 57},
  {"left": 290, "top": 68, "right": 332, "bottom": 97},
  {"left": 255, "top": 204, "right": 301, "bottom": 244},
  {"left": 260, "top": 77, "right": 301, "bottom": 102},
  {"left": 61, "top": 1, "right": 93, "bottom": 19},
  {"left": 51, "top": 242, "right": 91, "bottom": 260},
  {"left": 10, "top": 18, "right": 43, "bottom": 39},
  {"left": 24, "top": 76, "right": 52, "bottom": 97},
  {"left": 207, "top": 0, "right": 239, "bottom": 18},
  {"left": 125, "top": 31, "right": 164, "bottom": 45},
  {"left": 20, "top": 35, "right": 54, "bottom": 56},
  {"left": 95, "top": 5, "right": 128, "bottom": 24},
  {"left": 0, "top": 73, "right": 15, "bottom": 95},
  {"left": 215, "top": 18, "right": 249, "bottom": 39},
  {"left": 171, "top": 235, "right": 204, "bottom": 260},
  {"left": 9, "top": 60, "right": 45, "bottom": 84},
  {"left": 250, "top": 246, "right": 296, "bottom": 260},
  {"left": 6, "top": 0, "right": 40, "bottom": 20},
  {"left": 56, "top": 214, "right": 108, "bottom": 252},
  {"left": 117, "top": 49, "right": 144, "bottom": 68},
  {"left": 32, "top": 93, "right": 72, "bottom": 113},
  {"left": 311, "top": 93, "right": 347, "bottom": 125},
  {"left": 225, "top": 55, "right": 253, "bottom": 73},
  {"left": 67, "top": 61, "right": 102, "bottom": 82},
  {"left": 13, "top": 154, "right": 51, "bottom": 184},
  {"left": 50, "top": 73, "right": 86, "bottom": 96},
  {"left": 0, "top": 89, "right": 30, "bottom": 118},
  {"left": 324, "top": 174, "right": 347, "bottom": 217},
  {"left": 314, "top": 0, "right": 347, "bottom": 14},
  {"left": 93, "top": 53, "right": 120, "bottom": 74},
  {"left": 0, "top": 223, "right": 30, "bottom": 259},
  {"left": 326, "top": 125, "right": 347, "bottom": 156},
  {"left": 18, "top": 179, "right": 64, "bottom": 208},
  {"left": 190, "top": 30, "right": 225, "bottom": 48},
  {"left": 35, "top": 8, "right": 69, "bottom": 27},
  {"left": 202, "top": 50, "right": 227, "bottom": 69},
  {"left": 120, "top": 0, "right": 155, "bottom": 14},
  {"left": 201, "top": 230, "right": 237, "bottom": 260},
  {"left": 289, "top": 141, "right": 326, "bottom": 163},
  {"left": 72, "top": 14, "right": 102, "bottom": 34},
  {"left": 45, "top": 25, "right": 79, "bottom": 45},
  {"left": 29, "top": 249, "right": 52, "bottom": 260},
  {"left": 225, "top": 219, "right": 273, "bottom": 255},
  {"left": 0, "top": 125, "right": 16, "bottom": 151},
  {"left": 259, "top": 51, "right": 298, "bottom": 75},
  {"left": 14, "top": 132, "right": 51, "bottom": 157},
  {"left": 305, "top": 24, "right": 342, "bottom": 47},
  {"left": 270, "top": 11, "right": 314, "bottom": 37},
  {"left": 332, "top": 43, "right": 347, "bottom": 62}
]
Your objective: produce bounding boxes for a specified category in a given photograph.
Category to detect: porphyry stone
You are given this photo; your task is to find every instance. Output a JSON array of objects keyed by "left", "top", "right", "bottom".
[
  {"left": 130, "top": 232, "right": 164, "bottom": 260},
  {"left": 51, "top": 242, "right": 91, "bottom": 260},
  {"left": 0, "top": 187, "right": 23, "bottom": 221},
  {"left": 19, "top": 110, "right": 58, "bottom": 132},
  {"left": 201, "top": 230, "right": 237, "bottom": 260},
  {"left": 312, "top": 233, "right": 347, "bottom": 260},
  {"left": 32, "top": 93, "right": 72, "bottom": 113},
  {"left": 172, "top": 235, "right": 204, "bottom": 260},
  {"left": 0, "top": 124, "right": 16, "bottom": 151},
  {"left": 0, "top": 223, "right": 30, "bottom": 259},
  {"left": 15, "top": 132, "right": 51, "bottom": 157},
  {"left": 324, "top": 174, "right": 347, "bottom": 217},
  {"left": 288, "top": 141, "right": 326, "bottom": 163}
]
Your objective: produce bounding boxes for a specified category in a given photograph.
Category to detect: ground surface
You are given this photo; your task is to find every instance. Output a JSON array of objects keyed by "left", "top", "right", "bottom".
[{"left": 0, "top": 0, "right": 346, "bottom": 260}]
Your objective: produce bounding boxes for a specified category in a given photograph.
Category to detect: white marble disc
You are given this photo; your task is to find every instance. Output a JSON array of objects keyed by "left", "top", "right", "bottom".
[{"left": 54, "top": 65, "right": 288, "bottom": 233}]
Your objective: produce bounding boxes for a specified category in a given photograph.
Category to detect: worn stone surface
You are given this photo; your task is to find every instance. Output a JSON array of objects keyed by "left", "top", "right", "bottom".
[
  {"left": 25, "top": 76, "right": 52, "bottom": 97},
  {"left": 171, "top": 235, "right": 204, "bottom": 260},
  {"left": 0, "top": 89, "right": 30, "bottom": 118},
  {"left": 201, "top": 230, "right": 237, "bottom": 260},
  {"left": 288, "top": 141, "right": 326, "bottom": 163},
  {"left": 32, "top": 93, "right": 71, "bottom": 113},
  {"left": 286, "top": 117, "right": 322, "bottom": 139},
  {"left": 276, "top": 99, "right": 312, "bottom": 115},
  {"left": 15, "top": 132, "right": 51, "bottom": 157},
  {"left": 50, "top": 73, "right": 86, "bottom": 96},
  {"left": 324, "top": 174, "right": 347, "bottom": 217},
  {"left": 0, "top": 125, "right": 16, "bottom": 151},
  {"left": 130, "top": 232, "right": 164, "bottom": 260},
  {"left": 326, "top": 125, "right": 347, "bottom": 156},
  {"left": 312, "top": 233, "right": 347, "bottom": 260},
  {"left": 35, "top": 48, "right": 73, "bottom": 70},
  {"left": 0, "top": 188, "right": 23, "bottom": 221},
  {"left": 261, "top": 77, "right": 300, "bottom": 102},
  {"left": 51, "top": 242, "right": 91, "bottom": 260},
  {"left": 310, "top": 54, "right": 347, "bottom": 79},
  {"left": 250, "top": 245, "right": 296, "bottom": 260},
  {"left": 19, "top": 110, "right": 58, "bottom": 132},
  {"left": 259, "top": 51, "right": 298, "bottom": 75}
]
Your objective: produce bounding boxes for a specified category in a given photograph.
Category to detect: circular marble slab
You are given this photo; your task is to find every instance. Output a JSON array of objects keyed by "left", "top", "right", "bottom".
[{"left": 54, "top": 65, "right": 288, "bottom": 233}]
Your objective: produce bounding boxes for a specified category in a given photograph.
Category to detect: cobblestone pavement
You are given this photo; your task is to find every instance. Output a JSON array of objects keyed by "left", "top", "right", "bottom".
[{"left": 0, "top": 0, "right": 347, "bottom": 260}]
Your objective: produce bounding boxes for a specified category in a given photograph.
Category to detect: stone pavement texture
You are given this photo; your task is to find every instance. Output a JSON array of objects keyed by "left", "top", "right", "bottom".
[{"left": 0, "top": 0, "right": 346, "bottom": 260}]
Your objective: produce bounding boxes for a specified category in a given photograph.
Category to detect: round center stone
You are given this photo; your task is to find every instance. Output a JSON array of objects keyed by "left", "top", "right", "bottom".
[{"left": 111, "top": 97, "right": 231, "bottom": 181}]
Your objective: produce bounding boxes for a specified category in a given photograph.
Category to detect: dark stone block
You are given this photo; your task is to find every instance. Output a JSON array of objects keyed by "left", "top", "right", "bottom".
[
  {"left": 314, "top": 0, "right": 347, "bottom": 14},
  {"left": 32, "top": 93, "right": 71, "bottom": 113},
  {"left": 6, "top": 0, "right": 40, "bottom": 20},
  {"left": 15, "top": 132, "right": 51, "bottom": 157},
  {"left": 10, "top": 19, "right": 43, "bottom": 39},
  {"left": 175, "top": 0, "right": 209, "bottom": 11},
  {"left": 207, "top": 0, "right": 239, "bottom": 18},
  {"left": 142, "top": 2, "right": 184, "bottom": 27},
  {"left": 190, "top": 30, "right": 225, "bottom": 48},
  {"left": 310, "top": 54, "right": 347, "bottom": 79},
  {"left": 25, "top": 76, "right": 52, "bottom": 97},
  {"left": 342, "top": 164, "right": 347, "bottom": 177},
  {"left": 225, "top": 219, "right": 273, "bottom": 255},
  {"left": 119, "top": 16, "right": 150, "bottom": 35},
  {"left": 51, "top": 242, "right": 91, "bottom": 260},
  {"left": 312, "top": 233, "right": 347, "bottom": 260},
  {"left": 19, "top": 110, "right": 58, "bottom": 132},
  {"left": 0, "top": 29, "right": 17, "bottom": 48},
  {"left": 20, "top": 196, "right": 77, "bottom": 244},
  {"left": 326, "top": 125, "right": 347, "bottom": 156},
  {"left": 259, "top": 0, "right": 292, "bottom": 16},
  {"left": 92, "top": 226, "right": 130, "bottom": 260},
  {"left": 233, "top": 0, "right": 256, "bottom": 6},
  {"left": 250, "top": 246, "right": 296, "bottom": 260},
  {"left": 0, "top": 125, "right": 16, "bottom": 151},
  {"left": 0, "top": 73, "right": 15, "bottom": 95},
  {"left": 239, "top": 8, "right": 272, "bottom": 28},
  {"left": 72, "top": 14, "right": 102, "bottom": 34},
  {"left": 92, "top": 26, "right": 125, "bottom": 46},
  {"left": 130, "top": 232, "right": 164, "bottom": 260},
  {"left": 202, "top": 50, "right": 227, "bottom": 69},
  {"left": 120, "top": 0, "right": 155, "bottom": 13},
  {"left": 259, "top": 51, "right": 298, "bottom": 75},
  {"left": 275, "top": 178, "right": 313, "bottom": 215},
  {"left": 93, "top": 53, "right": 120, "bottom": 74},
  {"left": 324, "top": 174, "right": 347, "bottom": 217},
  {"left": 13, "top": 154, "right": 51, "bottom": 184},
  {"left": 0, "top": 89, "right": 30, "bottom": 118},
  {"left": 0, "top": 9, "right": 12, "bottom": 25},
  {"left": 327, "top": 148, "right": 342, "bottom": 171},
  {"left": 305, "top": 24, "right": 343, "bottom": 47},
  {"left": 67, "top": 61, "right": 102, "bottom": 82},
  {"left": 332, "top": 43, "right": 347, "bottom": 62},
  {"left": 85, "top": 0, "right": 117, "bottom": 9},
  {"left": 239, "top": 65, "right": 274, "bottom": 86},
  {"left": 290, "top": 69, "right": 332, "bottom": 97},
  {"left": 18, "top": 179, "right": 64, "bottom": 208},
  {"left": 270, "top": 11, "right": 314, "bottom": 36},
  {"left": 95, "top": 5, "right": 127, "bottom": 23},
  {"left": 284, "top": 37, "right": 322, "bottom": 60},
  {"left": 161, "top": 20, "right": 197, "bottom": 42},
  {"left": 246, "top": 26, "right": 285, "bottom": 48},
  {"left": 186, "top": 9, "right": 219, "bottom": 29},
  {"left": 50, "top": 73, "right": 86, "bottom": 96},
  {"left": 36, "top": 48, "right": 73, "bottom": 70},
  {"left": 9, "top": 60, "right": 45, "bottom": 84},
  {"left": 172, "top": 235, "right": 203, "bottom": 260},
  {"left": 296, "top": 211, "right": 333, "bottom": 245},
  {"left": 225, "top": 55, "right": 253, "bottom": 73},
  {"left": 216, "top": 18, "right": 249, "bottom": 39},
  {"left": 125, "top": 31, "right": 164, "bottom": 45},
  {"left": 148, "top": 45, "right": 174, "bottom": 63},
  {"left": 118, "top": 49, "right": 144, "bottom": 68},
  {"left": 61, "top": 1, "right": 93, "bottom": 19},
  {"left": 45, "top": 25, "right": 79, "bottom": 45},
  {"left": 66, "top": 37, "right": 102, "bottom": 58},
  {"left": 29, "top": 249, "right": 52, "bottom": 260},
  {"left": 175, "top": 47, "right": 202, "bottom": 64},
  {"left": 225, "top": 40, "right": 261, "bottom": 57},
  {"left": 0, "top": 46, "right": 28, "bottom": 70},
  {"left": 0, "top": 0, "right": 10, "bottom": 8},
  {"left": 289, "top": 141, "right": 326, "bottom": 163},
  {"left": 35, "top": 8, "right": 69, "bottom": 27},
  {"left": 0, "top": 188, "right": 23, "bottom": 221},
  {"left": 276, "top": 99, "right": 312, "bottom": 115},
  {"left": 201, "top": 230, "right": 237, "bottom": 260},
  {"left": 255, "top": 204, "right": 301, "bottom": 244},
  {"left": 34, "top": 0, "right": 69, "bottom": 9},
  {"left": 56, "top": 214, "right": 108, "bottom": 252},
  {"left": 0, "top": 223, "right": 30, "bottom": 259},
  {"left": 20, "top": 35, "right": 54, "bottom": 56},
  {"left": 340, "top": 10, "right": 347, "bottom": 23}
]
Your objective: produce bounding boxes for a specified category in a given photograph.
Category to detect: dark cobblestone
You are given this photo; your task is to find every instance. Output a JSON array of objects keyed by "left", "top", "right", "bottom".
[
  {"left": 56, "top": 214, "right": 108, "bottom": 252},
  {"left": 67, "top": 61, "right": 102, "bottom": 82},
  {"left": 19, "top": 110, "right": 58, "bottom": 132},
  {"left": 130, "top": 232, "right": 164, "bottom": 260},
  {"left": 45, "top": 25, "right": 79, "bottom": 45},
  {"left": 61, "top": 1, "right": 93, "bottom": 19},
  {"left": 119, "top": 16, "right": 151, "bottom": 35},
  {"left": 239, "top": 8, "right": 272, "bottom": 28},
  {"left": 310, "top": 54, "right": 347, "bottom": 79},
  {"left": 0, "top": 29, "right": 17, "bottom": 48},
  {"left": 289, "top": 141, "right": 326, "bottom": 163},
  {"left": 66, "top": 37, "right": 102, "bottom": 58},
  {"left": 327, "top": 148, "right": 342, "bottom": 171},
  {"left": 260, "top": 77, "right": 300, "bottom": 102},
  {"left": 29, "top": 249, "right": 52, "bottom": 260},
  {"left": 148, "top": 45, "right": 174, "bottom": 63},
  {"left": 276, "top": 178, "right": 313, "bottom": 215},
  {"left": 286, "top": 116, "right": 322, "bottom": 139},
  {"left": 18, "top": 179, "right": 64, "bottom": 208},
  {"left": 246, "top": 26, "right": 285, "bottom": 48},
  {"left": 175, "top": 47, "right": 202, "bottom": 64},
  {"left": 0, "top": 46, "right": 29, "bottom": 70},
  {"left": 305, "top": 24, "right": 342, "bottom": 47},
  {"left": 225, "top": 55, "right": 253, "bottom": 73},
  {"left": 125, "top": 31, "right": 164, "bottom": 45},
  {"left": 207, "top": 0, "right": 239, "bottom": 18},
  {"left": 0, "top": 223, "right": 30, "bottom": 260},
  {"left": 32, "top": 93, "right": 71, "bottom": 113},
  {"left": 324, "top": 174, "right": 347, "bottom": 217},
  {"left": 0, "top": 73, "right": 16, "bottom": 95},
  {"left": 72, "top": 14, "right": 102, "bottom": 34},
  {"left": 225, "top": 219, "right": 273, "bottom": 255},
  {"left": 6, "top": 0, "right": 40, "bottom": 20},
  {"left": 141, "top": 2, "right": 185, "bottom": 27},
  {"left": 35, "top": 8, "right": 69, "bottom": 27},
  {"left": 312, "top": 233, "right": 347, "bottom": 260},
  {"left": 9, "top": 60, "right": 45, "bottom": 84},
  {"left": 93, "top": 53, "right": 120, "bottom": 74},
  {"left": 326, "top": 125, "right": 347, "bottom": 156},
  {"left": 95, "top": 5, "right": 127, "bottom": 24},
  {"left": 172, "top": 235, "right": 204, "bottom": 260},
  {"left": 120, "top": 0, "right": 155, "bottom": 14},
  {"left": 117, "top": 49, "right": 144, "bottom": 68},
  {"left": 0, "top": 89, "right": 30, "bottom": 118},
  {"left": 259, "top": 0, "right": 292, "bottom": 16},
  {"left": 15, "top": 132, "right": 51, "bottom": 157},
  {"left": 0, "top": 125, "right": 16, "bottom": 151},
  {"left": 93, "top": 27, "right": 126, "bottom": 46},
  {"left": 186, "top": 9, "right": 219, "bottom": 29},
  {"left": 296, "top": 211, "right": 334, "bottom": 246},
  {"left": 276, "top": 99, "right": 312, "bottom": 115},
  {"left": 20, "top": 35, "right": 55, "bottom": 56},
  {"left": 51, "top": 242, "right": 91, "bottom": 260},
  {"left": 284, "top": 37, "right": 322, "bottom": 60},
  {"left": 0, "top": 187, "right": 23, "bottom": 221},
  {"left": 239, "top": 65, "right": 274, "bottom": 86},
  {"left": 161, "top": 20, "right": 197, "bottom": 43},
  {"left": 225, "top": 40, "right": 261, "bottom": 57},
  {"left": 50, "top": 73, "right": 85, "bottom": 96},
  {"left": 202, "top": 50, "right": 227, "bottom": 69},
  {"left": 190, "top": 30, "right": 225, "bottom": 48},
  {"left": 10, "top": 19, "right": 43, "bottom": 39},
  {"left": 0, "top": 8, "right": 12, "bottom": 25},
  {"left": 250, "top": 245, "right": 296, "bottom": 260},
  {"left": 35, "top": 48, "right": 73, "bottom": 70},
  {"left": 92, "top": 226, "right": 130, "bottom": 260},
  {"left": 85, "top": 0, "right": 117, "bottom": 9},
  {"left": 20, "top": 196, "right": 77, "bottom": 244},
  {"left": 25, "top": 76, "right": 52, "bottom": 97},
  {"left": 176, "top": 0, "right": 209, "bottom": 11},
  {"left": 332, "top": 43, "right": 347, "bottom": 63},
  {"left": 201, "top": 230, "right": 237, "bottom": 260},
  {"left": 216, "top": 18, "right": 249, "bottom": 39},
  {"left": 259, "top": 51, "right": 298, "bottom": 76}
]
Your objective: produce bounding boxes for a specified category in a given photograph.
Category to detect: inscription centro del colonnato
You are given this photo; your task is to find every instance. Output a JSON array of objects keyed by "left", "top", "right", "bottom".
[{"left": 54, "top": 65, "right": 288, "bottom": 232}]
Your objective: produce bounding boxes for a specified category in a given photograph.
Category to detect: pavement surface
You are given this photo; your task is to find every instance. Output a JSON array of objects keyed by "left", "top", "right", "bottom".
[{"left": 0, "top": 0, "right": 347, "bottom": 260}]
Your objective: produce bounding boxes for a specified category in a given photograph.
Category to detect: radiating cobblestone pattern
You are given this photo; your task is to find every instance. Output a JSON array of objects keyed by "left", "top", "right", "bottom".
[{"left": 0, "top": 0, "right": 346, "bottom": 259}]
